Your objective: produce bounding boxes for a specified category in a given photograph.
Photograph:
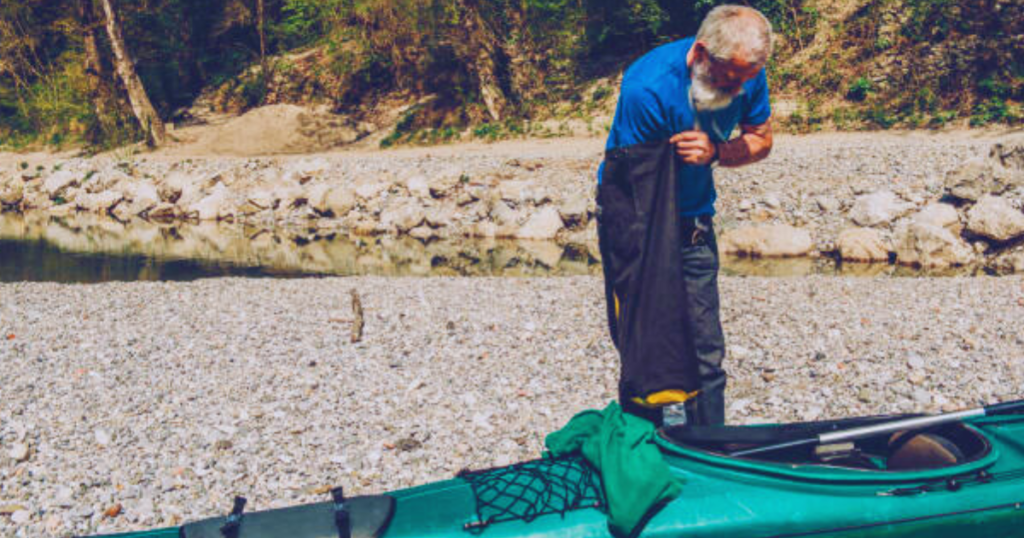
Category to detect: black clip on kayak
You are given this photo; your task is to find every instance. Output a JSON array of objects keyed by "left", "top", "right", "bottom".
[{"left": 729, "top": 398, "right": 1024, "bottom": 458}]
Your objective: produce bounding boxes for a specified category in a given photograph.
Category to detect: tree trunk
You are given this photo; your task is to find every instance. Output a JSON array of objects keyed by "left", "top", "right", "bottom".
[
  {"left": 256, "top": 0, "right": 266, "bottom": 67},
  {"left": 455, "top": 0, "right": 507, "bottom": 122},
  {"left": 98, "top": 0, "right": 166, "bottom": 146},
  {"left": 78, "top": 0, "right": 114, "bottom": 130}
]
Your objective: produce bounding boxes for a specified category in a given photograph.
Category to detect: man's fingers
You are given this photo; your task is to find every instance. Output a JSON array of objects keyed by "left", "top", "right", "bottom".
[
  {"left": 669, "top": 131, "right": 705, "bottom": 143},
  {"left": 674, "top": 140, "right": 705, "bottom": 150}
]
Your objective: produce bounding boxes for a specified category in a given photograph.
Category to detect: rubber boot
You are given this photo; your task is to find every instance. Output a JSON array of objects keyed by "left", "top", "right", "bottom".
[{"left": 685, "top": 378, "right": 726, "bottom": 426}]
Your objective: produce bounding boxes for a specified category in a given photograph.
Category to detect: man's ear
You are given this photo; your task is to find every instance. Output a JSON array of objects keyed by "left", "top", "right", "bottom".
[
  {"left": 692, "top": 41, "right": 708, "bottom": 59},
  {"left": 689, "top": 41, "right": 707, "bottom": 68}
]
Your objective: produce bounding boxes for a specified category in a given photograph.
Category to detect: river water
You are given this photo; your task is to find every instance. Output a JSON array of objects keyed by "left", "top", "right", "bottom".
[{"left": 0, "top": 212, "right": 986, "bottom": 282}]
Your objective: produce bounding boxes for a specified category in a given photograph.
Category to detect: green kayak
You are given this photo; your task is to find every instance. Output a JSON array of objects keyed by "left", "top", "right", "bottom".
[{"left": 88, "top": 413, "right": 1024, "bottom": 538}]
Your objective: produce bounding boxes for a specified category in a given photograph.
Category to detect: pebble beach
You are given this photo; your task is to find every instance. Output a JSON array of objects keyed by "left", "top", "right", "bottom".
[{"left": 2, "top": 275, "right": 1024, "bottom": 536}]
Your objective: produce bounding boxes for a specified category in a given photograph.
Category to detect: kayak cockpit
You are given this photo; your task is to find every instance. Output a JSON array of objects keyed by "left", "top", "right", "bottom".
[{"left": 659, "top": 415, "right": 993, "bottom": 474}]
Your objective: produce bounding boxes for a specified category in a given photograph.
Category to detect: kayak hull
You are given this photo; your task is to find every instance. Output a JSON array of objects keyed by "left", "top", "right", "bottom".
[{"left": 89, "top": 416, "right": 1024, "bottom": 538}]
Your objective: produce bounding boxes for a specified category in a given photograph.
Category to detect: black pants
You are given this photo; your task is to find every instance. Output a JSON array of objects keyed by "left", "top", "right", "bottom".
[{"left": 618, "top": 215, "right": 727, "bottom": 427}]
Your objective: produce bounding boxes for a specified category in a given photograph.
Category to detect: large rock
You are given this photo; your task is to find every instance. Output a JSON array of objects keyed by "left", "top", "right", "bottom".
[
  {"left": 837, "top": 228, "right": 890, "bottom": 262},
  {"left": 380, "top": 202, "right": 425, "bottom": 233},
  {"left": 423, "top": 207, "right": 452, "bottom": 229},
  {"left": 911, "top": 203, "right": 961, "bottom": 233},
  {"left": 160, "top": 171, "right": 215, "bottom": 207},
  {"left": 306, "top": 183, "right": 333, "bottom": 213},
  {"left": 993, "top": 250, "right": 1024, "bottom": 274},
  {"left": 0, "top": 181, "right": 24, "bottom": 206},
  {"left": 944, "top": 139, "right": 1024, "bottom": 201},
  {"left": 44, "top": 170, "right": 78, "bottom": 199},
  {"left": 490, "top": 201, "right": 521, "bottom": 226},
  {"left": 895, "top": 221, "right": 974, "bottom": 268},
  {"left": 322, "top": 187, "right": 356, "bottom": 217},
  {"left": 247, "top": 189, "right": 277, "bottom": 210},
  {"left": 849, "top": 190, "right": 914, "bottom": 227},
  {"left": 21, "top": 189, "right": 52, "bottom": 210},
  {"left": 516, "top": 206, "right": 564, "bottom": 240},
  {"left": 405, "top": 175, "right": 431, "bottom": 198},
  {"left": 499, "top": 180, "right": 549, "bottom": 205},
  {"left": 966, "top": 195, "right": 1024, "bottom": 242},
  {"left": 187, "top": 185, "right": 234, "bottom": 221},
  {"left": 558, "top": 192, "right": 590, "bottom": 227},
  {"left": 354, "top": 178, "right": 390, "bottom": 201},
  {"left": 123, "top": 181, "right": 160, "bottom": 216},
  {"left": 76, "top": 190, "right": 124, "bottom": 213},
  {"left": 282, "top": 158, "right": 330, "bottom": 184},
  {"left": 719, "top": 224, "right": 814, "bottom": 257},
  {"left": 84, "top": 168, "right": 131, "bottom": 194},
  {"left": 428, "top": 175, "right": 460, "bottom": 198}
]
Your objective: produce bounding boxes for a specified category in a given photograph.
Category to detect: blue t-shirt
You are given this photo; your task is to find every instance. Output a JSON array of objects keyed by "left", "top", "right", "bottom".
[{"left": 599, "top": 37, "right": 771, "bottom": 216}]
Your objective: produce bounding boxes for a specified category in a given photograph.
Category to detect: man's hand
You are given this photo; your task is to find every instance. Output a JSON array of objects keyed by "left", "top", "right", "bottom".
[{"left": 669, "top": 130, "right": 717, "bottom": 166}]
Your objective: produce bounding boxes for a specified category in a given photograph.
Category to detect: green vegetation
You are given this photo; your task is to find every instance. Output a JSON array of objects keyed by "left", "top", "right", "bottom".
[{"left": 1, "top": 0, "right": 1020, "bottom": 150}]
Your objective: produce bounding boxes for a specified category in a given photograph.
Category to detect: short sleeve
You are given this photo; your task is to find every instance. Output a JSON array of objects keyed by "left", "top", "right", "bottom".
[
  {"left": 741, "top": 69, "right": 771, "bottom": 126},
  {"left": 606, "top": 83, "right": 669, "bottom": 149}
]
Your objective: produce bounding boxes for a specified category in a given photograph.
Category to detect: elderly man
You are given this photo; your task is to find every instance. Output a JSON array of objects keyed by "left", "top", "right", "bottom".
[{"left": 597, "top": 5, "right": 774, "bottom": 428}]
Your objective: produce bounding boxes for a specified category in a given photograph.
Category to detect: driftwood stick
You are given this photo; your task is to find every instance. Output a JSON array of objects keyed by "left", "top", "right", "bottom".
[{"left": 350, "top": 289, "right": 364, "bottom": 343}]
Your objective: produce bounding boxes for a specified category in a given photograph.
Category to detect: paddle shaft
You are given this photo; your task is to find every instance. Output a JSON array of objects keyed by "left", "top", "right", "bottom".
[{"left": 729, "top": 399, "right": 1024, "bottom": 458}]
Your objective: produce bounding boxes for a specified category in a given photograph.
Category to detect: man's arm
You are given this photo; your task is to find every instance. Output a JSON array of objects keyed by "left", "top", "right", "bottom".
[
  {"left": 716, "top": 120, "right": 772, "bottom": 167},
  {"left": 669, "top": 119, "right": 772, "bottom": 167}
]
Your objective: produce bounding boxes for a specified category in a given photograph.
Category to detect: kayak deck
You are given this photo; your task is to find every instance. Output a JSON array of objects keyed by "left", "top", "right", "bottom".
[{"left": 86, "top": 415, "right": 1024, "bottom": 538}]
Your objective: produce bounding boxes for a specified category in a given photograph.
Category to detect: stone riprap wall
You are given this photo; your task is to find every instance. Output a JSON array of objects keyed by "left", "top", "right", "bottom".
[{"left": 1, "top": 134, "right": 1022, "bottom": 273}]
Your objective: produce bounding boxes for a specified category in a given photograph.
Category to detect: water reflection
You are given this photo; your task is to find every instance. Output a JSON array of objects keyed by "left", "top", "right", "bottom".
[
  {"left": 0, "top": 212, "right": 601, "bottom": 282},
  {"left": 0, "top": 212, "right": 989, "bottom": 283}
]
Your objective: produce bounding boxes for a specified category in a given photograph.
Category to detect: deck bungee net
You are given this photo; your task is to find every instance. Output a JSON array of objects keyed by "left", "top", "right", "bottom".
[{"left": 457, "top": 453, "right": 606, "bottom": 531}]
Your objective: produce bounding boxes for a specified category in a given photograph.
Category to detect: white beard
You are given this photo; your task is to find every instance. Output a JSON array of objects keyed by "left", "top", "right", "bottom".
[{"left": 690, "top": 60, "right": 735, "bottom": 112}]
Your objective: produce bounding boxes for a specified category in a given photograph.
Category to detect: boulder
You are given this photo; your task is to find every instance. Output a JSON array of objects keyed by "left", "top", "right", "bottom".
[
  {"left": 944, "top": 140, "right": 1024, "bottom": 201},
  {"left": 0, "top": 181, "right": 24, "bottom": 207},
  {"left": 849, "top": 190, "right": 913, "bottom": 227},
  {"left": 558, "top": 192, "right": 590, "bottom": 227},
  {"left": 428, "top": 175, "right": 461, "bottom": 198},
  {"left": 911, "top": 203, "right": 961, "bottom": 233},
  {"left": 273, "top": 184, "right": 306, "bottom": 210},
  {"left": 354, "top": 179, "right": 389, "bottom": 201},
  {"left": 516, "top": 206, "right": 564, "bottom": 240},
  {"left": 966, "top": 195, "right": 1024, "bottom": 242},
  {"left": 187, "top": 185, "right": 233, "bottom": 221},
  {"left": 76, "top": 190, "right": 124, "bottom": 213},
  {"left": 719, "top": 224, "right": 814, "bottom": 257},
  {"left": 43, "top": 170, "right": 78, "bottom": 199},
  {"left": 895, "top": 221, "right": 974, "bottom": 268},
  {"left": 499, "top": 180, "right": 550, "bottom": 205},
  {"left": 21, "top": 190, "right": 52, "bottom": 210},
  {"left": 490, "top": 201, "right": 521, "bottom": 226},
  {"left": 993, "top": 250, "right": 1024, "bottom": 274},
  {"left": 380, "top": 202, "right": 425, "bottom": 233},
  {"left": 84, "top": 168, "right": 131, "bottom": 194},
  {"left": 306, "top": 183, "right": 333, "bottom": 213},
  {"left": 322, "top": 187, "right": 356, "bottom": 218},
  {"left": 160, "top": 171, "right": 215, "bottom": 207},
  {"left": 837, "top": 228, "right": 890, "bottom": 262},
  {"left": 990, "top": 137, "right": 1024, "bottom": 170},
  {"left": 123, "top": 181, "right": 160, "bottom": 216},
  {"left": 814, "top": 195, "right": 841, "bottom": 213},
  {"left": 247, "top": 189, "right": 277, "bottom": 210},
  {"left": 405, "top": 175, "right": 431, "bottom": 198},
  {"left": 282, "top": 157, "right": 331, "bottom": 184},
  {"left": 424, "top": 207, "right": 452, "bottom": 228}
]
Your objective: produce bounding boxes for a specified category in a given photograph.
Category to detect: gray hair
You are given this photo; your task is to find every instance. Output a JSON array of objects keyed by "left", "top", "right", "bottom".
[{"left": 695, "top": 5, "right": 773, "bottom": 67}]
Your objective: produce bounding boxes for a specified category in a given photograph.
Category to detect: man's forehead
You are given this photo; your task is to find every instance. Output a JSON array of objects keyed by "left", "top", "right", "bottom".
[{"left": 714, "top": 53, "right": 761, "bottom": 78}]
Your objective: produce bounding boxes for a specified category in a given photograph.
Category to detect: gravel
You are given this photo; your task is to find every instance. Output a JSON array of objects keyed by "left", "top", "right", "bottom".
[{"left": 1, "top": 275, "right": 1023, "bottom": 536}]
